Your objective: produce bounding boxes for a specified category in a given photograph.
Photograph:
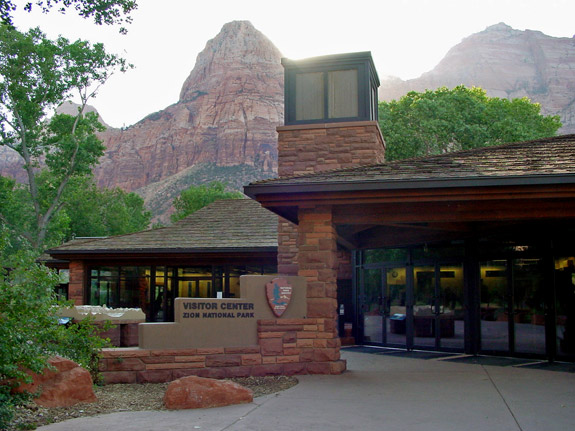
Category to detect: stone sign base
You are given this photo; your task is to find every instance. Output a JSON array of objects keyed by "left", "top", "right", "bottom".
[{"left": 99, "top": 318, "right": 346, "bottom": 384}]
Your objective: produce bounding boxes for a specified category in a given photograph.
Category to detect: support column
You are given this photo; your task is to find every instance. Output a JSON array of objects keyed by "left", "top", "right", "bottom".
[
  {"left": 277, "top": 217, "right": 299, "bottom": 276},
  {"left": 297, "top": 206, "right": 343, "bottom": 371},
  {"left": 276, "top": 121, "right": 384, "bottom": 277},
  {"left": 68, "top": 260, "right": 85, "bottom": 305}
]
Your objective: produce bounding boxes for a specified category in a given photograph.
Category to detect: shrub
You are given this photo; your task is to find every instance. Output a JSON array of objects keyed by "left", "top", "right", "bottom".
[{"left": 0, "top": 230, "right": 111, "bottom": 428}]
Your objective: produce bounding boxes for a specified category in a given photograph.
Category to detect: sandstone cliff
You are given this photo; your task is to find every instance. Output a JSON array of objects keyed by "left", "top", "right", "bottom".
[
  {"left": 380, "top": 23, "right": 575, "bottom": 133},
  {"left": 94, "top": 20, "right": 283, "bottom": 194}
]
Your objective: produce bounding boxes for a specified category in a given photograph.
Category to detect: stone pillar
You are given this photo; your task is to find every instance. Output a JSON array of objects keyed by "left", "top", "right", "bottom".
[
  {"left": 277, "top": 217, "right": 299, "bottom": 276},
  {"left": 276, "top": 121, "right": 385, "bottom": 277},
  {"left": 277, "top": 121, "right": 385, "bottom": 177},
  {"left": 297, "top": 206, "right": 340, "bottom": 363},
  {"left": 68, "top": 260, "right": 85, "bottom": 305}
]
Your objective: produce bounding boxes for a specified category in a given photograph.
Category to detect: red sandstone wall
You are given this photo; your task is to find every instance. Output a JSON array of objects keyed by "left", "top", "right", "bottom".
[
  {"left": 100, "top": 318, "right": 345, "bottom": 384},
  {"left": 277, "top": 121, "right": 385, "bottom": 177},
  {"left": 68, "top": 261, "right": 85, "bottom": 305},
  {"left": 276, "top": 121, "right": 384, "bottom": 279}
]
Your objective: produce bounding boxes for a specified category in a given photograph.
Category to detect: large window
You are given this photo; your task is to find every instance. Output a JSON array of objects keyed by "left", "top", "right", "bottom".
[
  {"left": 88, "top": 264, "right": 277, "bottom": 321},
  {"left": 89, "top": 267, "right": 150, "bottom": 310},
  {"left": 294, "top": 69, "right": 358, "bottom": 122},
  {"left": 282, "top": 52, "right": 379, "bottom": 125}
]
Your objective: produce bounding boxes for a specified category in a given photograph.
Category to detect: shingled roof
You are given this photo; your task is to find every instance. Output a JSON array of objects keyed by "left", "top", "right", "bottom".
[
  {"left": 245, "top": 134, "right": 575, "bottom": 195},
  {"left": 48, "top": 199, "right": 277, "bottom": 255}
]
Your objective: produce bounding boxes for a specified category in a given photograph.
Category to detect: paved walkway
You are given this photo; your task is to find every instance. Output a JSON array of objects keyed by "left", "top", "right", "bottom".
[{"left": 38, "top": 349, "right": 575, "bottom": 431}]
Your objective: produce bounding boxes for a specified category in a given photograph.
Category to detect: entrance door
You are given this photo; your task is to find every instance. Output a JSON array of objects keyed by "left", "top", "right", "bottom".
[
  {"left": 479, "top": 259, "right": 546, "bottom": 356},
  {"left": 413, "top": 263, "right": 465, "bottom": 351},
  {"left": 384, "top": 266, "right": 408, "bottom": 348},
  {"left": 361, "top": 266, "right": 408, "bottom": 347},
  {"left": 361, "top": 263, "right": 463, "bottom": 351},
  {"left": 362, "top": 267, "right": 383, "bottom": 343},
  {"left": 555, "top": 257, "right": 575, "bottom": 360},
  {"left": 513, "top": 259, "right": 546, "bottom": 355}
]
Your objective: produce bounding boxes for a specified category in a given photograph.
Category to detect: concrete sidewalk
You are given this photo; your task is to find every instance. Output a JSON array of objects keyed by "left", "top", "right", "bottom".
[{"left": 38, "top": 349, "right": 575, "bottom": 431}]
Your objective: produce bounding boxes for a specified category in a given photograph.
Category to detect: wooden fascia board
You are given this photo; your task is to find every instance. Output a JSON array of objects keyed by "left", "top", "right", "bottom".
[
  {"left": 356, "top": 226, "right": 468, "bottom": 249},
  {"left": 255, "top": 184, "right": 575, "bottom": 226},
  {"left": 255, "top": 183, "right": 575, "bottom": 207},
  {"left": 333, "top": 197, "right": 575, "bottom": 225},
  {"left": 49, "top": 249, "right": 278, "bottom": 261}
]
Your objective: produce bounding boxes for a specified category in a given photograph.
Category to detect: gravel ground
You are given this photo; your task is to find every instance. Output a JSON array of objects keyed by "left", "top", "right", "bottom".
[{"left": 8, "top": 376, "right": 298, "bottom": 430}]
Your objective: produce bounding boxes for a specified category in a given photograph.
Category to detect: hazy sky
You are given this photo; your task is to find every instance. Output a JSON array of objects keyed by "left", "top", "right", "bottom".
[{"left": 12, "top": 0, "right": 575, "bottom": 128}]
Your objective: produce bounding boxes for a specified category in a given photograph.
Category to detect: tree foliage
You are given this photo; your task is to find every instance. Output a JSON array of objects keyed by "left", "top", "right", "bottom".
[
  {"left": 1, "top": 174, "right": 151, "bottom": 249},
  {"left": 0, "top": 24, "right": 131, "bottom": 249},
  {"left": 63, "top": 176, "right": 151, "bottom": 238},
  {"left": 171, "top": 181, "right": 244, "bottom": 223},
  {"left": 378, "top": 86, "right": 562, "bottom": 161},
  {"left": 0, "top": 231, "right": 111, "bottom": 428},
  {"left": 0, "top": 0, "right": 138, "bottom": 33}
]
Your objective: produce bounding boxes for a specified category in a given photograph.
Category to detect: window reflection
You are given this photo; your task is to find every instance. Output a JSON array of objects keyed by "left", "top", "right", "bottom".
[{"left": 87, "top": 264, "right": 276, "bottom": 322}]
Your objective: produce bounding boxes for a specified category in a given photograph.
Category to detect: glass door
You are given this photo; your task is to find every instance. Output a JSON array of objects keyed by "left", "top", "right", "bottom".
[
  {"left": 413, "top": 265, "right": 436, "bottom": 347},
  {"left": 512, "top": 259, "right": 546, "bottom": 355},
  {"left": 413, "top": 263, "right": 464, "bottom": 351},
  {"left": 480, "top": 259, "right": 547, "bottom": 356},
  {"left": 361, "top": 265, "right": 408, "bottom": 347},
  {"left": 361, "top": 262, "right": 462, "bottom": 352},
  {"left": 362, "top": 267, "right": 383, "bottom": 343},
  {"left": 439, "top": 264, "right": 465, "bottom": 351},
  {"left": 555, "top": 257, "right": 575, "bottom": 360},
  {"left": 480, "top": 260, "right": 509, "bottom": 352},
  {"left": 384, "top": 266, "right": 408, "bottom": 348}
]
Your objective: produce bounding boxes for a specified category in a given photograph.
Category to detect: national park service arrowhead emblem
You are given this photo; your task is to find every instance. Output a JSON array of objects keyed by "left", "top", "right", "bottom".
[{"left": 265, "top": 277, "right": 292, "bottom": 318}]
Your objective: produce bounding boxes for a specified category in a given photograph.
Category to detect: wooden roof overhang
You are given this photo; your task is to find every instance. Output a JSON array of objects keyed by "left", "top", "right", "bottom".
[
  {"left": 47, "top": 247, "right": 278, "bottom": 266},
  {"left": 245, "top": 174, "right": 575, "bottom": 250}
]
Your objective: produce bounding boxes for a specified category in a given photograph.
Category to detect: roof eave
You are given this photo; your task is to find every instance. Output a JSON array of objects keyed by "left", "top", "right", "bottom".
[
  {"left": 245, "top": 173, "right": 575, "bottom": 198},
  {"left": 48, "top": 246, "right": 278, "bottom": 258}
]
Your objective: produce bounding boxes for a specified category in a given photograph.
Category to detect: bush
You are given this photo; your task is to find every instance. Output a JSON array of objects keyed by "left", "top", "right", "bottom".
[{"left": 0, "top": 230, "right": 111, "bottom": 428}]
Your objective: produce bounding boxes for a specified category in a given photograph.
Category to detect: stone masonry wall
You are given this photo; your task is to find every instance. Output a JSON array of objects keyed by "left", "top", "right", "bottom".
[
  {"left": 68, "top": 261, "right": 85, "bottom": 305},
  {"left": 276, "top": 121, "right": 384, "bottom": 278},
  {"left": 278, "top": 218, "right": 299, "bottom": 276},
  {"left": 99, "top": 123, "right": 383, "bottom": 382},
  {"left": 277, "top": 121, "right": 385, "bottom": 177},
  {"left": 100, "top": 318, "right": 345, "bottom": 384}
]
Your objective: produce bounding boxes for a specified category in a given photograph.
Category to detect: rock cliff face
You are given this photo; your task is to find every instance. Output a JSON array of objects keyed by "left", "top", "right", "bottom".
[
  {"left": 94, "top": 20, "right": 283, "bottom": 192},
  {"left": 380, "top": 23, "right": 575, "bottom": 133}
]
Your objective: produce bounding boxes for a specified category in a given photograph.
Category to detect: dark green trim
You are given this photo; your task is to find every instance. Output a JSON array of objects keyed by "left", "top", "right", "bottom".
[
  {"left": 282, "top": 51, "right": 379, "bottom": 125},
  {"left": 48, "top": 246, "right": 278, "bottom": 256},
  {"left": 245, "top": 173, "right": 575, "bottom": 198}
]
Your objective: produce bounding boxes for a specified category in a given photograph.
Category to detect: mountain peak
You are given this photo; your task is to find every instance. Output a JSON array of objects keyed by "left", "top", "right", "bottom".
[
  {"left": 379, "top": 23, "right": 575, "bottom": 134},
  {"left": 485, "top": 22, "right": 513, "bottom": 32},
  {"left": 179, "top": 20, "right": 282, "bottom": 102}
]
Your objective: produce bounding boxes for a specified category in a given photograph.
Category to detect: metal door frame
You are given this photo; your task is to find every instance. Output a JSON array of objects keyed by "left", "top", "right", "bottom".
[{"left": 358, "top": 257, "right": 464, "bottom": 353}]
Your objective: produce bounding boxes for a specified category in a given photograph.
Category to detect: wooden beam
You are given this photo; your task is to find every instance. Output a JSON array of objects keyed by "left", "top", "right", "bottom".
[
  {"left": 333, "top": 198, "right": 575, "bottom": 224},
  {"left": 355, "top": 225, "right": 465, "bottom": 249},
  {"left": 336, "top": 235, "right": 358, "bottom": 251},
  {"left": 254, "top": 184, "right": 575, "bottom": 208}
]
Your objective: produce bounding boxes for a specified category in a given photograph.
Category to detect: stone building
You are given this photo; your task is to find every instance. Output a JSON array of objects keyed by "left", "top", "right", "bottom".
[
  {"left": 47, "top": 198, "right": 278, "bottom": 322},
  {"left": 245, "top": 52, "right": 575, "bottom": 363},
  {"left": 46, "top": 51, "right": 575, "bottom": 382}
]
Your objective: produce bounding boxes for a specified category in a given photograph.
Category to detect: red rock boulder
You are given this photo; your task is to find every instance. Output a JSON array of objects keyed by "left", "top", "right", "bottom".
[
  {"left": 164, "top": 376, "right": 253, "bottom": 410},
  {"left": 14, "top": 356, "right": 97, "bottom": 407}
]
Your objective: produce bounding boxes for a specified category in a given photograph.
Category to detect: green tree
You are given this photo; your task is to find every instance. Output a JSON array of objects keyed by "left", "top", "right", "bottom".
[
  {"left": 0, "top": 25, "right": 131, "bottom": 249},
  {"left": 63, "top": 176, "right": 151, "bottom": 238},
  {"left": 0, "top": 173, "right": 72, "bottom": 251},
  {"left": 0, "top": 0, "right": 138, "bottom": 33},
  {"left": 171, "top": 181, "right": 244, "bottom": 223},
  {"left": 0, "top": 231, "right": 111, "bottom": 428},
  {"left": 1, "top": 174, "right": 151, "bottom": 248},
  {"left": 379, "top": 86, "right": 562, "bottom": 161}
]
